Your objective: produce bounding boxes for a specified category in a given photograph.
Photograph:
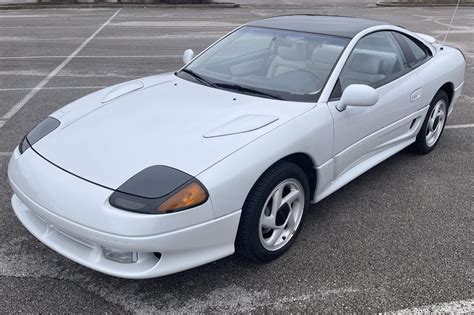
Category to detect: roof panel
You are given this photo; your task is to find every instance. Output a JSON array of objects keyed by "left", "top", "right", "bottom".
[{"left": 247, "top": 15, "right": 389, "bottom": 38}]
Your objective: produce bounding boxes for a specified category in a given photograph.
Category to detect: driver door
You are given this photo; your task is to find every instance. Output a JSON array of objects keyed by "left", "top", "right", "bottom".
[{"left": 327, "top": 31, "right": 424, "bottom": 178}]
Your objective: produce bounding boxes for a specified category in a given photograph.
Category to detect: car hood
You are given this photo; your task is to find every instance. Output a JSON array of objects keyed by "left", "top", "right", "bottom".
[{"left": 33, "top": 73, "right": 314, "bottom": 190}]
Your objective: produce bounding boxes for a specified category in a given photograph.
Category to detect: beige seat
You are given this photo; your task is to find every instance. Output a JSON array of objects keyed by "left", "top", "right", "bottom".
[
  {"left": 266, "top": 41, "right": 308, "bottom": 78},
  {"left": 310, "top": 44, "right": 344, "bottom": 74},
  {"left": 340, "top": 52, "right": 386, "bottom": 88}
]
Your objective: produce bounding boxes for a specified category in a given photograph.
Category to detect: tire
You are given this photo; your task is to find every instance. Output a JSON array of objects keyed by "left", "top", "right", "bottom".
[
  {"left": 235, "top": 162, "right": 310, "bottom": 262},
  {"left": 411, "top": 90, "right": 449, "bottom": 154}
]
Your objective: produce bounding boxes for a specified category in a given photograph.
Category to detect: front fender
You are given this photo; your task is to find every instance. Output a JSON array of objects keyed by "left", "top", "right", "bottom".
[{"left": 196, "top": 103, "right": 334, "bottom": 218}]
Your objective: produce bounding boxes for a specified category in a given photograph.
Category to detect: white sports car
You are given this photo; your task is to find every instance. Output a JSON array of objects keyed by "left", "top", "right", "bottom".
[{"left": 8, "top": 15, "right": 465, "bottom": 279}]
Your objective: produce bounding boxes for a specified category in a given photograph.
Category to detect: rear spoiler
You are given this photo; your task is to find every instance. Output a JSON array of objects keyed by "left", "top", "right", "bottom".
[
  {"left": 416, "top": 32, "right": 466, "bottom": 61},
  {"left": 415, "top": 33, "right": 436, "bottom": 44}
]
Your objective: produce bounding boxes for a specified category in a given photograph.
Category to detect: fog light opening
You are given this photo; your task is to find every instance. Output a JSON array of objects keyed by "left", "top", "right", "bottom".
[
  {"left": 102, "top": 247, "right": 138, "bottom": 264},
  {"left": 153, "top": 252, "right": 162, "bottom": 260}
]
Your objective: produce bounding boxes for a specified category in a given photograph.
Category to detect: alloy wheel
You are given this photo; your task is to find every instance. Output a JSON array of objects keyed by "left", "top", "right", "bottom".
[
  {"left": 426, "top": 99, "right": 447, "bottom": 147},
  {"left": 258, "top": 179, "right": 305, "bottom": 251}
]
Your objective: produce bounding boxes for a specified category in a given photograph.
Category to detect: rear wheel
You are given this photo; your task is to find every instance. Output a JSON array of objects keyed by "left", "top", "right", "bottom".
[
  {"left": 411, "top": 90, "right": 448, "bottom": 154},
  {"left": 236, "top": 162, "right": 309, "bottom": 262}
]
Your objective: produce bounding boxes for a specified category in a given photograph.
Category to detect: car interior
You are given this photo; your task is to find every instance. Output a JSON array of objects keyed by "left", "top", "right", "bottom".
[
  {"left": 189, "top": 28, "right": 408, "bottom": 101},
  {"left": 338, "top": 32, "right": 406, "bottom": 91},
  {"left": 193, "top": 31, "right": 349, "bottom": 96}
]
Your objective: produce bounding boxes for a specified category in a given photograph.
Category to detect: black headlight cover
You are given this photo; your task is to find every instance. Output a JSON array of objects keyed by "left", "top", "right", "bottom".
[
  {"left": 19, "top": 117, "right": 60, "bottom": 154},
  {"left": 18, "top": 136, "right": 30, "bottom": 154},
  {"left": 109, "top": 165, "right": 209, "bottom": 214}
]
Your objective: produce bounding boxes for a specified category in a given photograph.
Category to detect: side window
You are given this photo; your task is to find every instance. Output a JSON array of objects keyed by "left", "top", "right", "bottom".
[
  {"left": 331, "top": 31, "right": 408, "bottom": 99},
  {"left": 393, "top": 32, "right": 431, "bottom": 68}
]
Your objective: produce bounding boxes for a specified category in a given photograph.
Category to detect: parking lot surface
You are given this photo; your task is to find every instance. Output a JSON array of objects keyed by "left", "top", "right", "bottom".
[{"left": 0, "top": 2, "right": 473, "bottom": 313}]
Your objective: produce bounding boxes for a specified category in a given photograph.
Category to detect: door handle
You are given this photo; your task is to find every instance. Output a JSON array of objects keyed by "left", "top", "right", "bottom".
[{"left": 410, "top": 88, "right": 422, "bottom": 102}]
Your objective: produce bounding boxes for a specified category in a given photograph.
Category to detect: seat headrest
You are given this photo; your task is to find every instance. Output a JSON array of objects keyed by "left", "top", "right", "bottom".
[
  {"left": 349, "top": 53, "right": 384, "bottom": 75},
  {"left": 311, "top": 44, "right": 343, "bottom": 65},
  {"left": 277, "top": 42, "right": 306, "bottom": 61}
]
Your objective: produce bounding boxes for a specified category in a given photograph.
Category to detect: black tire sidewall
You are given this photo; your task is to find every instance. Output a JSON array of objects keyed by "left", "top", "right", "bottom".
[
  {"left": 237, "top": 162, "right": 310, "bottom": 262},
  {"left": 415, "top": 90, "right": 449, "bottom": 154}
]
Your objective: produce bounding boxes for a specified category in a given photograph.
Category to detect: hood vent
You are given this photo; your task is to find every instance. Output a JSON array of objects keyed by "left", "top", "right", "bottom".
[
  {"left": 203, "top": 114, "right": 278, "bottom": 138},
  {"left": 102, "top": 80, "right": 144, "bottom": 103}
]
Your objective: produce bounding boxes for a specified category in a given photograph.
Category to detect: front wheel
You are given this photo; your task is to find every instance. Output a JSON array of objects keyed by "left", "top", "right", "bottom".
[
  {"left": 235, "top": 162, "right": 309, "bottom": 262},
  {"left": 411, "top": 90, "right": 448, "bottom": 154}
]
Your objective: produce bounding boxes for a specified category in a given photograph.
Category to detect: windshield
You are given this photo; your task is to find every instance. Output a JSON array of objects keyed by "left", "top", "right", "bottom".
[{"left": 177, "top": 26, "right": 349, "bottom": 102}]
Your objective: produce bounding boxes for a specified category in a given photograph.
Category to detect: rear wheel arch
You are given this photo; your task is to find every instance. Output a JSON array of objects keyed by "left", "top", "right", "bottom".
[
  {"left": 411, "top": 89, "right": 448, "bottom": 154},
  {"left": 439, "top": 82, "right": 454, "bottom": 107}
]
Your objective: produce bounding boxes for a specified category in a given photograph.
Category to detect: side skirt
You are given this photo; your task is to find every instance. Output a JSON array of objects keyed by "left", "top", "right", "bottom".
[{"left": 312, "top": 105, "right": 430, "bottom": 203}]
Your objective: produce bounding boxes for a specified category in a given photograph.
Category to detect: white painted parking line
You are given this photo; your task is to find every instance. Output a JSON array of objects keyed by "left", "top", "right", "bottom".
[
  {"left": 0, "top": 9, "right": 122, "bottom": 129},
  {"left": 393, "top": 299, "right": 474, "bottom": 313},
  {"left": 0, "top": 55, "right": 180, "bottom": 60},
  {"left": 0, "top": 152, "right": 12, "bottom": 157},
  {"left": 109, "top": 21, "right": 239, "bottom": 27},
  {"left": 0, "top": 14, "right": 90, "bottom": 18},
  {"left": 445, "top": 123, "right": 474, "bottom": 129},
  {"left": 0, "top": 34, "right": 220, "bottom": 42},
  {"left": 0, "top": 26, "right": 105, "bottom": 29},
  {"left": 0, "top": 86, "right": 106, "bottom": 92}
]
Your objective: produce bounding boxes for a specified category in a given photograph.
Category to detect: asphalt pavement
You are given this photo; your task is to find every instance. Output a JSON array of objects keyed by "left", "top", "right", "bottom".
[{"left": 0, "top": 2, "right": 472, "bottom": 313}]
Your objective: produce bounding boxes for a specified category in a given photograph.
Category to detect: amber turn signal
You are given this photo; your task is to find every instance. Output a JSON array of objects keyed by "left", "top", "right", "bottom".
[{"left": 157, "top": 181, "right": 208, "bottom": 213}]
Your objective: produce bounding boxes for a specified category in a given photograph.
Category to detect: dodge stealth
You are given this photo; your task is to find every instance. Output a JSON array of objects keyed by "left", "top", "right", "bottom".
[{"left": 8, "top": 15, "right": 465, "bottom": 278}]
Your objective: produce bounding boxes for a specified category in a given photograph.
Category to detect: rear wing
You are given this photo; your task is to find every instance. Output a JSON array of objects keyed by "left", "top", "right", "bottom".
[
  {"left": 415, "top": 32, "right": 465, "bottom": 61},
  {"left": 415, "top": 32, "right": 436, "bottom": 44}
]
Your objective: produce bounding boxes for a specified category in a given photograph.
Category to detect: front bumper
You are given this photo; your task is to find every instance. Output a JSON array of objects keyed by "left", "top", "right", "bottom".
[{"left": 8, "top": 149, "right": 241, "bottom": 279}]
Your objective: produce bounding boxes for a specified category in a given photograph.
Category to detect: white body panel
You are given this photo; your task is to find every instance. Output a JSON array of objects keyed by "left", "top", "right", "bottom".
[
  {"left": 198, "top": 103, "right": 334, "bottom": 218},
  {"left": 315, "top": 105, "right": 428, "bottom": 201},
  {"left": 9, "top": 148, "right": 240, "bottom": 279},
  {"left": 7, "top": 22, "right": 465, "bottom": 278},
  {"left": 415, "top": 44, "right": 465, "bottom": 114},
  {"left": 39, "top": 73, "right": 313, "bottom": 190},
  {"left": 329, "top": 71, "right": 424, "bottom": 178}
]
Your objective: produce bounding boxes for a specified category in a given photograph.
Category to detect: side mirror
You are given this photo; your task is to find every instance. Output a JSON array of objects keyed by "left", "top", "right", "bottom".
[
  {"left": 336, "top": 84, "right": 379, "bottom": 111},
  {"left": 183, "top": 49, "right": 194, "bottom": 65}
]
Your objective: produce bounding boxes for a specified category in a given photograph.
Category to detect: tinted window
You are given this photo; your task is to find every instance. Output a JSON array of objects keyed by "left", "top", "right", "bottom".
[
  {"left": 393, "top": 32, "right": 430, "bottom": 67},
  {"left": 332, "top": 31, "right": 408, "bottom": 99},
  {"left": 179, "top": 26, "right": 349, "bottom": 102},
  {"left": 406, "top": 38, "right": 428, "bottom": 61},
  {"left": 206, "top": 31, "right": 274, "bottom": 59}
]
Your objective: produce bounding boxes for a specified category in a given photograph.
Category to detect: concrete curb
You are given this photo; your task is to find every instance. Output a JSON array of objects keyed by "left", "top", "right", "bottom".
[
  {"left": 0, "top": 1, "right": 238, "bottom": 9},
  {"left": 376, "top": 0, "right": 474, "bottom": 6}
]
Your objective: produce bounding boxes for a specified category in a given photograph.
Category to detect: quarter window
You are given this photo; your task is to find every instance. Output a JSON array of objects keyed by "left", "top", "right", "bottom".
[
  {"left": 331, "top": 31, "right": 409, "bottom": 99},
  {"left": 392, "top": 32, "right": 431, "bottom": 67}
]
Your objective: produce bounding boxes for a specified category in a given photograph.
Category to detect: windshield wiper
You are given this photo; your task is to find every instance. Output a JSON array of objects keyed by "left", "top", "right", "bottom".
[
  {"left": 180, "top": 69, "right": 217, "bottom": 88},
  {"left": 179, "top": 70, "right": 283, "bottom": 100},
  {"left": 214, "top": 83, "right": 283, "bottom": 100}
]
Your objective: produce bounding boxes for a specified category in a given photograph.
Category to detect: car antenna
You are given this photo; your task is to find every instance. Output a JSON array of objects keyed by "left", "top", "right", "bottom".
[{"left": 442, "top": 0, "right": 461, "bottom": 47}]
